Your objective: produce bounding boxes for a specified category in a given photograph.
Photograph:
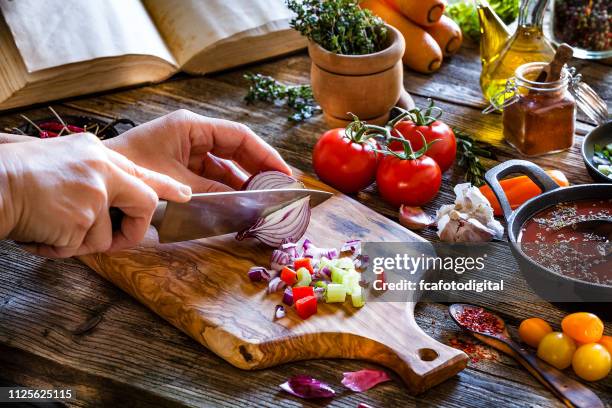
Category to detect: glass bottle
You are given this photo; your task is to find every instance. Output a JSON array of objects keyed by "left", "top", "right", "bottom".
[{"left": 480, "top": 0, "right": 556, "bottom": 102}]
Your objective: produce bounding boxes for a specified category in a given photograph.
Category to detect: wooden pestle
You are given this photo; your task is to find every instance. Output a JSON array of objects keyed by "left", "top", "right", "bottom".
[{"left": 535, "top": 43, "right": 573, "bottom": 82}]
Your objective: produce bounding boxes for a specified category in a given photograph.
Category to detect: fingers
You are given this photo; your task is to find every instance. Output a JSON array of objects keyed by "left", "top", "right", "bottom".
[
  {"left": 107, "top": 169, "right": 159, "bottom": 252},
  {"left": 178, "top": 169, "right": 234, "bottom": 193},
  {"left": 198, "top": 153, "right": 248, "bottom": 190},
  {"left": 183, "top": 113, "right": 291, "bottom": 175},
  {"left": 73, "top": 210, "right": 113, "bottom": 256},
  {"left": 107, "top": 149, "right": 192, "bottom": 202}
]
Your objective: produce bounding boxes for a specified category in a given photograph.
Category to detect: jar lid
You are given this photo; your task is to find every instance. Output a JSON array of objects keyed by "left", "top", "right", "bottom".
[{"left": 569, "top": 73, "right": 609, "bottom": 125}]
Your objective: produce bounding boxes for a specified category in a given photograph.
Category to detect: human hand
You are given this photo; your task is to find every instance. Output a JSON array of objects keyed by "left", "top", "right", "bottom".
[
  {"left": 103, "top": 110, "right": 291, "bottom": 193},
  {"left": 0, "top": 133, "right": 191, "bottom": 257}
]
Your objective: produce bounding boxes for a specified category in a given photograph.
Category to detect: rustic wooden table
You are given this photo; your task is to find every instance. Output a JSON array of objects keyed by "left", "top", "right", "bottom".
[{"left": 0, "top": 42, "right": 610, "bottom": 407}]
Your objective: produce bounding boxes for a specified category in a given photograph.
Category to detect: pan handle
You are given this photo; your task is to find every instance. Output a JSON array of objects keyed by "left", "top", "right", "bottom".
[{"left": 484, "top": 160, "right": 560, "bottom": 222}]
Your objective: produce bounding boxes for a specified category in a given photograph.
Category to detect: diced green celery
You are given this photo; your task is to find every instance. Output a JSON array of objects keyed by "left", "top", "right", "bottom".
[
  {"left": 336, "top": 257, "right": 354, "bottom": 270},
  {"left": 598, "top": 164, "right": 612, "bottom": 176},
  {"left": 318, "top": 256, "right": 330, "bottom": 269},
  {"left": 351, "top": 286, "right": 365, "bottom": 307},
  {"left": 331, "top": 266, "right": 346, "bottom": 284},
  {"left": 313, "top": 281, "right": 328, "bottom": 289},
  {"left": 295, "top": 267, "right": 312, "bottom": 287},
  {"left": 342, "top": 271, "right": 360, "bottom": 293},
  {"left": 325, "top": 283, "right": 347, "bottom": 303}
]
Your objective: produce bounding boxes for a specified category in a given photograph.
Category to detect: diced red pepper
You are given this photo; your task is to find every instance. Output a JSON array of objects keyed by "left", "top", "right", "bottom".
[
  {"left": 295, "top": 295, "right": 317, "bottom": 319},
  {"left": 293, "top": 258, "right": 314, "bottom": 275},
  {"left": 291, "top": 286, "right": 314, "bottom": 302},
  {"left": 39, "top": 130, "right": 59, "bottom": 138},
  {"left": 280, "top": 267, "right": 298, "bottom": 286}
]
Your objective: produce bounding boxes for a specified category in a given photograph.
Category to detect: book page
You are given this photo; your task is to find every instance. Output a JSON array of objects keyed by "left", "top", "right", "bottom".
[
  {"left": 143, "top": 0, "right": 295, "bottom": 66},
  {"left": 0, "top": 0, "right": 177, "bottom": 73}
]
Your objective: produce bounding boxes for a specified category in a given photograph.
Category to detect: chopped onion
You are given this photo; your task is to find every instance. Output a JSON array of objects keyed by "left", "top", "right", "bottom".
[
  {"left": 271, "top": 250, "right": 292, "bottom": 271},
  {"left": 279, "top": 375, "right": 335, "bottom": 399},
  {"left": 243, "top": 171, "right": 304, "bottom": 191},
  {"left": 314, "top": 287, "right": 326, "bottom": 302},
  {"left": 236, "top": 197, "right": 311, "bottom": 247},
  {"left": 274, "top": 304, "right": 286, "bottom": 319},
  {"left": 282, "top": 287, "right": 294, "bottom": 306},
  {"left": 399, "top": 205, "right": 434, "bottom": 230},
  {"left": 279, "top": 241, "right": 299, "bottom": 259},
  {"left": 353, "top": 254, "right": 370, "bottom": 270},
  {"left": 247, "top": 266, "right": 271, "bottom": 282},
  {"left": 341, "top": 239, "right": 362, "bottom": 257},
  {"left": 267, "top": 276, "right": 286, "bottom": 294},
  {"left": 341, "top": 369, "right": 391, "bottom": 392},
  {"left": 303, "top": 239, "right": 339, "bottom": 260}
]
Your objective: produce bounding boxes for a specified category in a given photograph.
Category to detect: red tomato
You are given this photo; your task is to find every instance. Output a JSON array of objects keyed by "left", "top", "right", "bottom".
[
  {"left": 312, "top": 128, "right": 378, "bottom": 194},
  {"left": 376, "top": 154, "right": 441, "bottom": 207},
  {"left": 390, "top": 120, "right": 456, "bottom": 172}
]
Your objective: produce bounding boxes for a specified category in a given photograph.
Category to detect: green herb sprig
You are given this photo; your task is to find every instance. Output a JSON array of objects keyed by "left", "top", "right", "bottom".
[
  {"left": 244, "top": 73, "right": 321, "bottom": 122},
  {"left": 287, "top": 0, "right": 388, "bottom": 55},
  {"left": 454, "top": 128, "right": 496, "bottom": 186}
]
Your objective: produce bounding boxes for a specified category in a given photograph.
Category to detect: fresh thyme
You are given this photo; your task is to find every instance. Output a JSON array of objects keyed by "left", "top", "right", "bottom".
[
  {"left": 244, "top": 73, "right": 321, "bottom": 122},
  {"left": 454, "top": 128, "right": 496, "bottom": 186},
  {"left": 287, "top": 0, "right": 388, "bottom": 55}
]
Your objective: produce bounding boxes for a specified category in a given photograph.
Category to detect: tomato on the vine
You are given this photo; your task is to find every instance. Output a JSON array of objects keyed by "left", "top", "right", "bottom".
[
  {"left": 312, "top": 120, "right": 379, "bottom": 194},
  {"left": 389, "top": 100, "right": 457, "bottom": 172},
  {"left": 376, "top": 136, "right": 442, "bottom": 207}
]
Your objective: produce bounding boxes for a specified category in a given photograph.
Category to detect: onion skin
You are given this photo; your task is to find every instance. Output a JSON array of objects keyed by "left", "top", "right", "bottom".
[
  {"left": 243, "top": 171, "right": 304, "bottom": 191},
  {"left": 399, "top": 205, "right": 434, "bottom": 230}
]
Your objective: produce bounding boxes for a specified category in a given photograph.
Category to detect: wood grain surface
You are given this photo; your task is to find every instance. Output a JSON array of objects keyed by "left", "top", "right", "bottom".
[
  {"left": 78, "top": 172, "right": 467, "bottom": 394},
  {"left": 0, "top": 42, "right": 610, "bottom": 407}
]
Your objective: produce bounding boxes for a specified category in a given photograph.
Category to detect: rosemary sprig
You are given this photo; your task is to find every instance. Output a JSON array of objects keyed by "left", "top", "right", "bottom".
[
  {"left": 454, "top": 128, "right": 496, "bottom": 186},
  {"left": 244, "top": 73, "right": 321, "bottom": 122}
]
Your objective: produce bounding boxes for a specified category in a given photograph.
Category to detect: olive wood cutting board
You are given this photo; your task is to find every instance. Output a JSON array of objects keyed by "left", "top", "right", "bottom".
[{"left": 79, "top": 171, "right": 467, "bottom": 394}]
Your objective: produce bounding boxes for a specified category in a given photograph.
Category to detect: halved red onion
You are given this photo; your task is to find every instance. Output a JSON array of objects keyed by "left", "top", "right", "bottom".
[
  {"left": 282, "top": 287, "right": 294, "bottom": 306},
  {"left": 279, "top": 375, "right": 335, "bottom": 399},
  {"left": 243, "top": 171, "right": 304, "bottom": 191},
  {"left": 399, "top": 205, "right": 434, "bottom": 230},
  {"left": 267, "top": 276, "right": 286, "bottom": 294},
  {"left": 247, "top": 266, "right": 271, "bottom": 282},
  {"left": 274, "top": 304, "right": 286, "bottom": 319},
  {"left": 236, "top": 197, "right": 311, "bottom": 247},
  {"left": 341, "top": 369, "right": 391, "bottom": 392}
]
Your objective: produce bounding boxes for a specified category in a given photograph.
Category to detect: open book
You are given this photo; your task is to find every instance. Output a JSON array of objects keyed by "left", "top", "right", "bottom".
[{"left": 0, "top": 0, "right": 306, "bottom": 111}]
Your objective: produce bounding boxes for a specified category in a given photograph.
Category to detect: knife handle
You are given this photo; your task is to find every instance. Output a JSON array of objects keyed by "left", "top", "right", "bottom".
[{"left": 109, "top": 202, "right": 167, "bottom": 232}]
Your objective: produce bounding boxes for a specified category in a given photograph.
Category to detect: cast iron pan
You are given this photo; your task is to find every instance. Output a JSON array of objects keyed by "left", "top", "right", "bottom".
[
  {"left": 582, "top": 120, "right": 612, "bottom": 182},
  {"left": 484, "top": 160, "right": 612, "bottom": 307}
]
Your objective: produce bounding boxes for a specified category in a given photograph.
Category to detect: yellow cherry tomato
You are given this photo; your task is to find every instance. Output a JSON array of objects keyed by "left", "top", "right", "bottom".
[
  {"left": 572, "top": 343, "right": 611, "bottom": 381},
  {"left": 537, "top": 332, "right": 577, "bottom": 370},
  {"left": 561, "top": 312, "right": 604, "bottom": 344},
  {"left": 599, "top": 335, "right": 612, "bottom": 356},
  {"left": 518, "top": 318, "right": 553, "bottom": 348}
]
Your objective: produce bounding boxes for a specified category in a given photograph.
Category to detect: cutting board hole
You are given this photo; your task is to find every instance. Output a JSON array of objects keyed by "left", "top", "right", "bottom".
[{"left": 418, "top": 348, "right": 439, "bottom": 361}]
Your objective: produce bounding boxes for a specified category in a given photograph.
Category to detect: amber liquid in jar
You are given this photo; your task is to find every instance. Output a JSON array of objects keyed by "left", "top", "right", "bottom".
[{"left": 502, "top": 62, "right": 576, "bottom": 156}]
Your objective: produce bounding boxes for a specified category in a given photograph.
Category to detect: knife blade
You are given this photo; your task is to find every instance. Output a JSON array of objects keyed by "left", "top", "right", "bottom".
[{"left": 148, "top": 188, "right": 332, "bottom": 243}]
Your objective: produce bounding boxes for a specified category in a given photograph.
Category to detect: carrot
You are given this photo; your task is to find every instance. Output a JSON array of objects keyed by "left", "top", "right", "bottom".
[
  {"left": 383, "top": 0, "right": 445, "bottom": 27},
  {"left": 479, "top": 170, "right": 570, "bottom": 216},
  {"left": 361, "top": 0, "right": 443, "bottom": 73},
  {"left": 426, "top": 15, "right": 463, "bottom": 56}
]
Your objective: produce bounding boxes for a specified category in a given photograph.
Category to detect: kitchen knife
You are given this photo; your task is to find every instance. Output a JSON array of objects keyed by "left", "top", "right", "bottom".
[{"left": 110, "top": 188, "right": 332, "bottom": 243}]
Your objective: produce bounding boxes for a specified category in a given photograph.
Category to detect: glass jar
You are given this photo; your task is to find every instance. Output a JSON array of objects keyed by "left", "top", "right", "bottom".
[
  {"left": 550, "top": 0, "right": 612, "bottom": 60},
  {"left": 489, "top": 62, "right": 576, "bottom": 156}
]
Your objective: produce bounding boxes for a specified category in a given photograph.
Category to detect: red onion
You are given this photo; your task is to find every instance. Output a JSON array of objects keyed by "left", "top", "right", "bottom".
[
  {"left": 274, "top": 305, "right": 286, "bottom": 319},
  {"left": 270, "top": 249, "right": 292, "bottom": 271},
  {"left": 247, "top": 266, "right": 271, "bottom": 282},
  {"left": 341, "top": 239, "right": 362, "bottom": 256},
  {"left": 303, "top": 239, "right": 339, "bottom": 260},
  {"left": 399, "top": 205, "right": 433, "bottom": 230},
  {"left": 353, "top": 254, "right": 370, "bottom": 269},
  {"left": 282, "top": 287, "right": 294, "bottom": 306},
  {"left": 279, "top": 375, "right": 335, "bottom": 399},
  {"left": 314, "top": 287, "right": 325, "bottom": 302},
  {"left": 243, "top": 171, "right": 304, "bottom": 191},
  {"left": 279, "top": 241, "right": 299, "bottom": 259},
  {"left": 341, "top": 369, "right": 391, "bottom": 392},
  {"left": 236, "top": 197, "right": 311, "bottom": 247},
  {"left": 267, "top": 276, "right": 286, "bottom": 294}
]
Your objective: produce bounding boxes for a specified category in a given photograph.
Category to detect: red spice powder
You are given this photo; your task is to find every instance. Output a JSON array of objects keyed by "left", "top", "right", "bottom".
[
  {"left": 456, "top": 307, "right": 503, "bottom": 335},
  {"left": 449, "top": 337, "right": 499, "bottom": 363}
]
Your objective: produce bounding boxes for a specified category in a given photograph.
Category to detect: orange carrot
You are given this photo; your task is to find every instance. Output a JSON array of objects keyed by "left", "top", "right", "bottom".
[
  {"left": 480, "top": 170, "right": 569, "bottom": 216},
  {"left": 361, "top": 0, "right": 443, "bottom": 73},
  {"left": 426, "top": 15, "right": 463, "bottom": 56},
  {"left": 384, "top": 0, "right": 445, "bottom": 27}
]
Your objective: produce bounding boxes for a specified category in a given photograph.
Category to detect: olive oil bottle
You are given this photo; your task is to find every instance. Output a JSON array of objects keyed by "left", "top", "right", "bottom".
[{"left": 479, "top": 0, "right": 555, "bottom": 102}]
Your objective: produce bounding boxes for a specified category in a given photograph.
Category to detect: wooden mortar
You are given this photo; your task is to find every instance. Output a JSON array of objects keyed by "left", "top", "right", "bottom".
[{"left": 308, "top": 24, "right": 413, "bottom": 127}]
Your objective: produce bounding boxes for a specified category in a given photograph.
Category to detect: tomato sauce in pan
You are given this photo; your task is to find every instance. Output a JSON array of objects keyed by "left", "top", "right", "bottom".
[{"left": 518, "top": 199, "right": 612, "bottom": 285}]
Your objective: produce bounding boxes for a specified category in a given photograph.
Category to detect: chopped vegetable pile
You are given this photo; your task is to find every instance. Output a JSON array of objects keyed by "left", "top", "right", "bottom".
[
  {"left": 593, "top": 143, "right": 612, "bottom": 179},
  {"left": 248, "top": 238, "right": 369, "bottom": 320}
]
